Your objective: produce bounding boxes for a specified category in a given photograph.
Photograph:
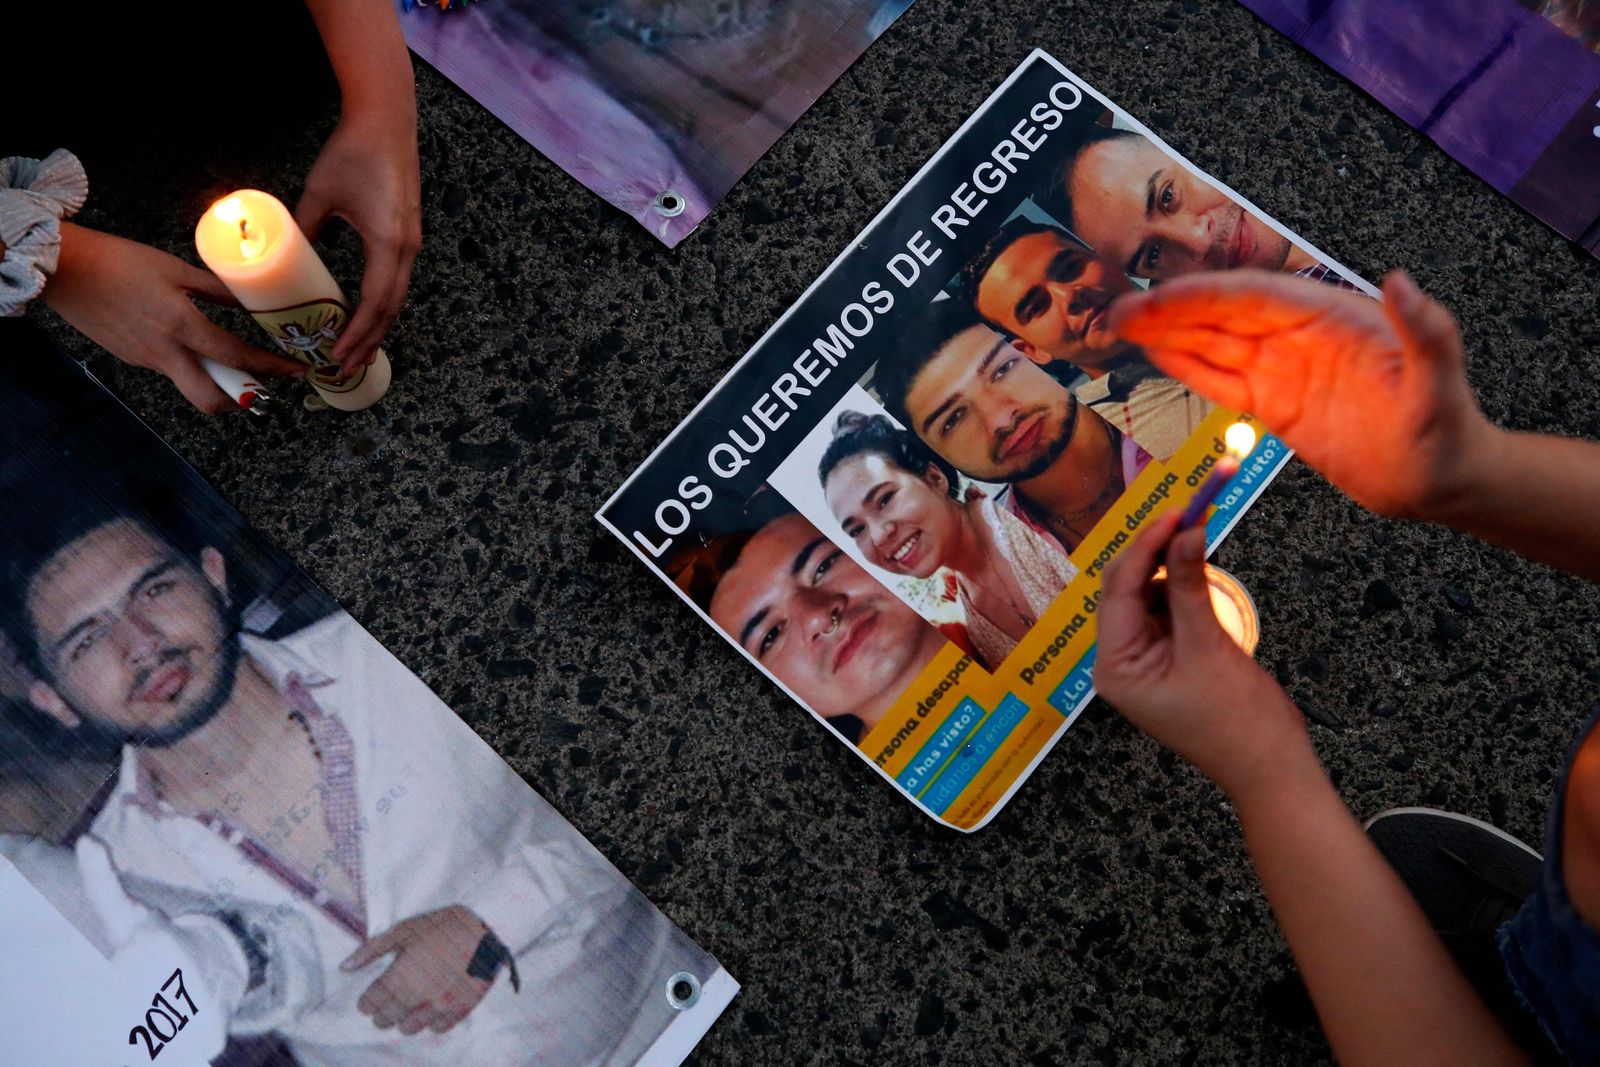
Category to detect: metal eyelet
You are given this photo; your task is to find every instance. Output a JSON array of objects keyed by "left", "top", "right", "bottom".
[
  {"left": 653, "top": 190, "right": 687, "bottom": 218},
  {"left": 665, "top": 971, "right": 701, "bottom": 1010}
]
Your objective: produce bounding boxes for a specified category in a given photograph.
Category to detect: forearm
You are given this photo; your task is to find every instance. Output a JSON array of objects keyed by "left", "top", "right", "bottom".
[
  {"left": 303, "top": 0, "right": 416, "bottom": 117},
  {"left": 1430, "top": 427, "right": 1600, "bottom": 583},
  {"left": 1230, "top": 752, "right": 1526, "bottom": 1066}
]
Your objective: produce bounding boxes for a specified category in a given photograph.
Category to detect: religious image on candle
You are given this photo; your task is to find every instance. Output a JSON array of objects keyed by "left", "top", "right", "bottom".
[{"left": 195, "top": 190, "right": 391, "bottom": 412}]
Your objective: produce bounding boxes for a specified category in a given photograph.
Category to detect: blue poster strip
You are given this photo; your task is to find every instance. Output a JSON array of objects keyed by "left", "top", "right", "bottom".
[
  {"left": 896, "top": 697, "right": 986, "bottom": 795},
  {"left": 921, "top": 694, "right": 1031, "bottom": 815},
  {"left": 1048, "top": 647, "right": 1097, "bottom": 717}
]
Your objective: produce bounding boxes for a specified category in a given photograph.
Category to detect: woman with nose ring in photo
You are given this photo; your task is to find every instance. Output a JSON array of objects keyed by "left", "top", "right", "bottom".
[{"left": 820, "top": 412, "right": 1078, "bottom": 671}]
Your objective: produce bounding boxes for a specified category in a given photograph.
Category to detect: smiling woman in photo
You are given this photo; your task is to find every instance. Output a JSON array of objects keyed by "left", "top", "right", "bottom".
[{"left": 820, "top": 412, "right": 1077, "bottom": 670}]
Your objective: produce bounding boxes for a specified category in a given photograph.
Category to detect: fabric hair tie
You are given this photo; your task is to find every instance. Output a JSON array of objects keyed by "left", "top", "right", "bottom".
[{"left": 0, "top": 148, "right": 89, "bottom": 317}]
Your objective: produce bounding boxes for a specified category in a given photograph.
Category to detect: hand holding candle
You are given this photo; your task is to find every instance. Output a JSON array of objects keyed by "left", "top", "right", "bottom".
[
  {"left": 195, "top": 190, "right": 391, "bottom": 411},
  {"left": 40, "top": 222, "right": 304, "bottom": 414}
]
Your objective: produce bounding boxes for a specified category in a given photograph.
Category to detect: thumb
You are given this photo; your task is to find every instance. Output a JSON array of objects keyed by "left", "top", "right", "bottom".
[
  {"left": 1381, "top": 270, "right": 1462, "bottom": 369},
  {"left": 1163, "top": 526, "right": 1218, "bottom": 641},
  {"left": 294, "top": 185, "right": 337, "bottom": 243},
  {"left": 341, "top": 920, "right": 411, "bottom": 972}
]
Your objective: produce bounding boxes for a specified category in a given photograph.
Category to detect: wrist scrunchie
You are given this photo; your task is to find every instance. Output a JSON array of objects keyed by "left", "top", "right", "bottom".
[{"left": 0, "top": 148, "right": 88, "bottom": 317}]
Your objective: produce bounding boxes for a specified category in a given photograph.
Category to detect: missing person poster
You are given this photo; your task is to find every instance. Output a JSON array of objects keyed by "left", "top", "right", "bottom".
[
  {"left": 0, "top": 330, "right": 734, "bottom": 1065},
  {"left": 599, "top": 50, "right": 1375, "bottom": 832},
  {"left": 398, "top": 0, "right": 916, "bottom": 246},
  {"left": 1239, "top": 0, "right": 1600, "bottom": 256}
]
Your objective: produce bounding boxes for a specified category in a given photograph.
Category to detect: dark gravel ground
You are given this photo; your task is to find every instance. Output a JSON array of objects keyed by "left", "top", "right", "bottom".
[{"left": 27, "top": 0, "right": 1600, "bottom": 1063}]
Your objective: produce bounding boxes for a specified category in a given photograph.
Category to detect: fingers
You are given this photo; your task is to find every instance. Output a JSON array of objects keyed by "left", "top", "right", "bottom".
[
  {"left": 1130, "top": 326, "right": 1257, "bottom": 369},
  {"left": 429, "top": 1004, "right": 466, "bottom": 1034},
  {"left": 343, "top": 921, "right": 410, "bottom": 973},
  {"left": 1098, "top": 510, "right": 1182, "bottom": 646},
  {"left": 332, "top": 233, "right": 406, "bottom": 374},
  {"left": 1109, "top": 270, "right": 1331, "bottom": 341},
  {"left": 1136, "top": 348, "right": 1254, "bottom": 412},
  {"left": 399, "top": 1003, "right": 436, "bottom": 1036},
  {"left": 180, "top": 313, "right": 306, "bottom": 378},
  {"left": 166, "top": 355, "right": 237, "bottom": 416},
  {"left": 1161, "top": 525, "right": 1222, "bottom": 642},
  {"left": 358, "top": 980, "right": 408, "bottom": 1029},
  {"left": 1102, "top": 510, "right": 1181, "bottom": 600},
  {"left": 293, "top": 185, "right": 337, "bottom": 244},
  {"left": 177, "top": 261, "right": 242, "bottom": 308},
  {"left": 1381, "top": 270, "right": 1464, "bottom": 371}
]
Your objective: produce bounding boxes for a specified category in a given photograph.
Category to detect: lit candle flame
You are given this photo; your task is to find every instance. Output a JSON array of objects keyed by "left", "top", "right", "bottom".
[
  {"left": 238, "top": 219, "right": 265, "bottom": 260},
  {"left": 210, "top": 197, "right": 266, "bottom": 259},
  {"left": 1223, "top": 421, "right": 1257, "bottom": 459}
]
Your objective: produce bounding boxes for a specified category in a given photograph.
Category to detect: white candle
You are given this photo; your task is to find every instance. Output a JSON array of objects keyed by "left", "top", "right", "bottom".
[{"left": 195, "top": 189, "right": 390, "bottom": 411}]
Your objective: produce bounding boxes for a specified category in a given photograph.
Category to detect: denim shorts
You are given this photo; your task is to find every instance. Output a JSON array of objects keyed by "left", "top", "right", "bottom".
[{"left": 1499, "top": 707, "right": 1600, "bottom": 1060}]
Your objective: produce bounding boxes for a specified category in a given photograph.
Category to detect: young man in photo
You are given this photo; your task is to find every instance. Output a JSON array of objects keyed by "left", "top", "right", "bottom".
[
  {"left": 0, "top": 485, "right": 701, "bottom": 1066},
  {"left": 691, "top": 508, "right": 950, "bottom": 744},
  {"left": 875, "top": 301, "right": 1150, "bottom": 557},
  {"left": 1044, "top": 125, "right": 1357, "bottom": 288},
  {"left": 961, "top": 218, "right": 1213, "bottom": 461}
]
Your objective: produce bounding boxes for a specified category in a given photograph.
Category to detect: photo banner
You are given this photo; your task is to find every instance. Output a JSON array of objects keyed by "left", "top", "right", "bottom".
[
  {"left": 0, "top": 328, "right": 734, "bottom": 1066},
  {"left": 599, "top": 49, "right": 1374, "bottom": 832},
  {"left": 399, "top": 0, "right": 916, "bottom": 246},
  {"left": 1239, "top": 0, "right": 1600, "bottom": 256}
]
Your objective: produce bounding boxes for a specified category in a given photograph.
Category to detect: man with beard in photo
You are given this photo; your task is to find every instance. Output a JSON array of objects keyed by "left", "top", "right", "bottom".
[
  {"left": 0, "top": 481, "right": 705, "bottom": 1066},
  {"left": 874, "top": 299, "right": 1151, "bottom": 556},
  {"left": 961, "top": 217, "right": 1213, "bottom": 461}
]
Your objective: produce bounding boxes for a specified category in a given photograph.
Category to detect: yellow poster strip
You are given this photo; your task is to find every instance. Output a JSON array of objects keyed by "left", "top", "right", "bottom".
[{"left": 861, "top": 408, "right": 1263, "bottom": 829}]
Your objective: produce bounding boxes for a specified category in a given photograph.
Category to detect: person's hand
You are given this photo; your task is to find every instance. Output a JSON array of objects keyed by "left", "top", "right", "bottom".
[
  {"left": 295, "top": 95, "right": 421, "bottom": 377},
  {"left": 1094, "top": 511, "right": 1319, "bottom": 804},
  {"left": 341, "top": 905, "right": 496, "bottom": 1036},
  {"left": 1109, "top": 269, "right": 1497, "bottom": 522},
  {"left": 41, "top": 222, "right": 306, "bottom": 414}
]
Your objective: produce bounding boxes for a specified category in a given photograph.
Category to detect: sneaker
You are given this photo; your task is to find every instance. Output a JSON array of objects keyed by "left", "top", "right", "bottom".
[
  {"left": 1365, "top": 807, "right": 1559, "bottom": 1063},
  {"left": 1364, "top": 806, "right": 1543, "bottom": 938}
]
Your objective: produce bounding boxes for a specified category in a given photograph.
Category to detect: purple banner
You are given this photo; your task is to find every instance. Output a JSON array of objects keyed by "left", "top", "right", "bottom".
[
  {"left": 400, "top": 2, "right": 914, "bottom": 247},
  {"left": 1240, "top": 0, "right": 1600, "bottom": 255}
]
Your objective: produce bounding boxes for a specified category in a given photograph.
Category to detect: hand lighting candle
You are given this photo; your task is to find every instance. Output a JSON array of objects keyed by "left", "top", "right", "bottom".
[
  {"left": 195, "top": 190, "right": 390, "bottom": 411},
  {"left": 1177, "top": 421, "right": 1258, "bottom": 529}
]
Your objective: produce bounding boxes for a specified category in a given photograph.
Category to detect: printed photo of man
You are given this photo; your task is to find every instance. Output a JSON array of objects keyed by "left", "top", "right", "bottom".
[
  {"left": 1043, "top": 124, "right": 1357, "bottom": 288},
  {"left": 677, "top": 501, "right": 949, "bottom": 744},
  {"left": 961, "top": 217, "right": 1213, "bottom": 461},
  {"left": 0, "top": 476, "right": 709, "bottom": 1066},
  {"left": 873, "top": 300, "right": 1150, "bottom": 556}
]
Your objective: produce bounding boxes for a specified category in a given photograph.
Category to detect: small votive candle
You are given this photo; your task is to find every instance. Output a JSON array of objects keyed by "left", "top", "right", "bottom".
[
  {"left": 1203, "top": 565, "right": 1260, "bottom": 656},
  {"left": 195, "top": 189, "right": 390, "bottom": 411},
  {"left": 1149, "top": 563, "right": 1261, "bottom": 656}
]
